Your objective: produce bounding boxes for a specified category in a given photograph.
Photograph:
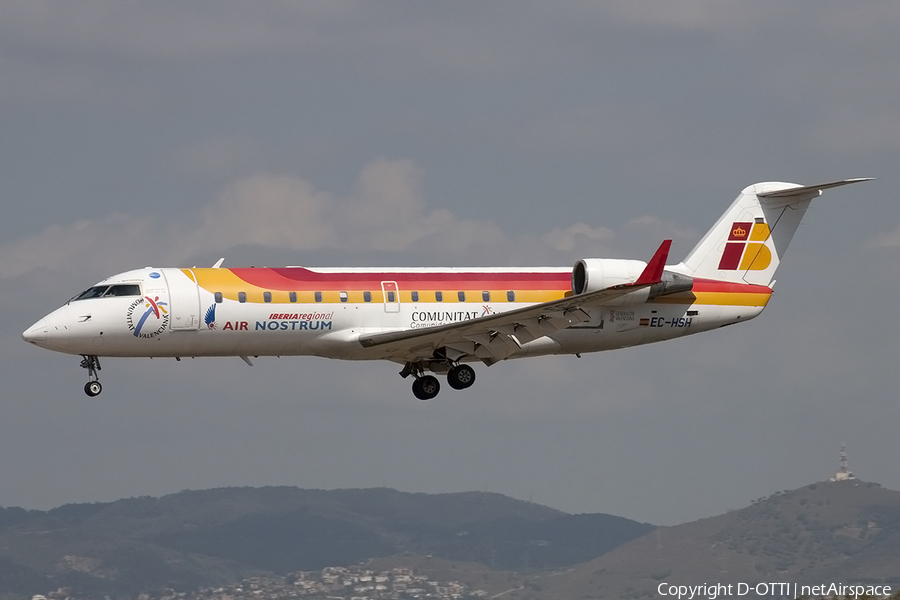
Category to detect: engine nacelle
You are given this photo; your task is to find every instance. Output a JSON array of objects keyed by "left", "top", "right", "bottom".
[
  {"left": 571, "top": 259, "right": 647, "bottom": 294},
  {"left": 572, "top": 259, "right": 695, "bottom": 307}
]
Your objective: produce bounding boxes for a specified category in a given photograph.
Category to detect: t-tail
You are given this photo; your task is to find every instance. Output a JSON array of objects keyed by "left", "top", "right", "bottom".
[{"left": 678, "top": 178, "right": 872, "bottom": 286}]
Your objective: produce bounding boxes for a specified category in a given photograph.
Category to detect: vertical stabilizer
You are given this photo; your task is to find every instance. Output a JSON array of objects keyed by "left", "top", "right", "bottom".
[{"left": 679, "top": 179, "right": 871, "bottom": 286}]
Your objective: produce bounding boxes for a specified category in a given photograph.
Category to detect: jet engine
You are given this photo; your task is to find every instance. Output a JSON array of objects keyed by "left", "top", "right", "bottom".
[
  {"left": 571, "top": 259, "right": 647, "bottom": 295},
  {"left": 571, "top": 258, "right": 693, "bottom": 302}
]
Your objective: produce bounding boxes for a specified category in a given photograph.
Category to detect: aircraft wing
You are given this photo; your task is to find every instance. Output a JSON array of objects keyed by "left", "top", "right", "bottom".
[{"left": 358, "top": 241, "right": 671, "bottom": 364}]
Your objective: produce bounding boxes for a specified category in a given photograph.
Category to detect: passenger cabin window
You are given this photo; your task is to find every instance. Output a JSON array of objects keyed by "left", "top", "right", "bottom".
[
  {"left": 458, "top": 291, "right": 466, "bottom": 302},
  {"left": 214, "top": 292, "right": 223, "bottom": 303},
  {"left": 238, "top": 292, "right": 247, "bottom": 303},
  {"left": 315, "top": 291, "right": 323, "bottom": 303},
  {"left": 435, "top": 291, "right": 443, "bottom": 302},
  {"left": 289, "top": 292, "right": 297, "bottom": 303},
  {"left": 482, "top": 291, "right": 490, "bottom": 302},
  {"left": 340, "top": 291, "right": 348, "bottom": 303},
  {"left": 507, "top": 290, "right": 515, "bottom": 302},
  {"left": 411, "top": 291, "right": 419, "bottom": 302},
  {"left": 263, "top": 292, "right": 272, "bottom": 303},
  {"left": 387, "top": 291, "right": 396, "bottom": 303},
  {"left": 363, "top": 291, "right": 372, "bottom": 303}
]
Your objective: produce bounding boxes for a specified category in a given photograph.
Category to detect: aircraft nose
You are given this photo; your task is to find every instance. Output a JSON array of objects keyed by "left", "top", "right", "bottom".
[
  {"left": 22, "top": 306, "right": 72, "bottom": 349},
  {"left": 22, "top": 318, "right": 49, "bottom": 343}
]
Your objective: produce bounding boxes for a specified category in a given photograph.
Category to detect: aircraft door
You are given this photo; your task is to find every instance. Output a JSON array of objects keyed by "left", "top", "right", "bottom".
[
  {"left": 381, "top": 281, "right": 400, "bottom": 313},
  {"left": 163, "top": 269, "right": 202, "bottom": 331}
]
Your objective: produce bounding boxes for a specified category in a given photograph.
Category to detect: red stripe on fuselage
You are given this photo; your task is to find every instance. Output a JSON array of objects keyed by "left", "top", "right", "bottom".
[{"left": 230, "top": 268, "right": 572, "bottom": 291}]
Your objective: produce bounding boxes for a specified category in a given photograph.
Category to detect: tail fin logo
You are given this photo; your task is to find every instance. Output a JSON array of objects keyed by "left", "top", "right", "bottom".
[
  {"left": 729, "top": 223, "right": 750, "bottom": 240},
  {"left": 718, "top": 221, "right": 772, "bottom": 271}
]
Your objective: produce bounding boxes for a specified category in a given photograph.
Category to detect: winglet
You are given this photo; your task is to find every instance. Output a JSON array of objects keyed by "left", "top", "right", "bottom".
[{"left": 634, "top": 240, "right": 671, "bottom": 285}]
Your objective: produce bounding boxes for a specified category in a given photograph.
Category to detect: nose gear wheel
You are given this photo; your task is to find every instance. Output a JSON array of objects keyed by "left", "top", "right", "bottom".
[{"left": 80, "top": 355, "right": 102, "bottom": 396}]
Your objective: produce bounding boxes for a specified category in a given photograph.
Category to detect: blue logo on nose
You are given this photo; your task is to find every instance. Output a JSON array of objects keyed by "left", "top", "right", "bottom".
[{"left": 149, "top": 272, "right": 160, "bottom": 279}]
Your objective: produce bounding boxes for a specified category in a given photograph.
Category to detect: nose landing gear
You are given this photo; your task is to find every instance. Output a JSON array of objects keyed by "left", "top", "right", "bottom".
[{"left": 80, "top": 355, "right": 102, "bottom": 397}]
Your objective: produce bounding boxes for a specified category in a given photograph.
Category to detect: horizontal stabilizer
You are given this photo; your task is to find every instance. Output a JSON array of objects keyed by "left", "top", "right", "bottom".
[{"left": 757, "top": 178, "right": 873, "bottom": 200}]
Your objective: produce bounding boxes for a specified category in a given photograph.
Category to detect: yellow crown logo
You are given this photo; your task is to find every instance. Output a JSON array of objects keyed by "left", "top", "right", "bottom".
[{"left": 732, "top": 225, "right": 746, "bottom": 237}]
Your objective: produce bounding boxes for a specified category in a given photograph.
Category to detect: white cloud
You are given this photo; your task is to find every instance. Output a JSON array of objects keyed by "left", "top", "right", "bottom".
[
  {"left": 0, "top": 158, "right": 686, "bottom": 281},
  {"left": 0, "top": 214, "right": 156, "bottom": 281},
  {"left": 194, "top": 158, "right": 508, "bottom": 256},
  {"left": 344, "top": 158, "right": 508, "bottom": 252},
  {"left": 197, "top": 174, "right": 335, "bottom": 253}
]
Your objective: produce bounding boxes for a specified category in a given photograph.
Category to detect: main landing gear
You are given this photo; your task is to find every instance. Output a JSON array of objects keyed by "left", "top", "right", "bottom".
[
  {"left": 80, "top": 355, "right": 102, "bottom": 397},
  {"left": 401, "top": 362, "right": 476, "bottom": 400},
  {"left": 411, "top": 375, "right": 440, "bottom": 401},
  {"left": 447, "top": 364, "right": 476, "bottom": 390}
]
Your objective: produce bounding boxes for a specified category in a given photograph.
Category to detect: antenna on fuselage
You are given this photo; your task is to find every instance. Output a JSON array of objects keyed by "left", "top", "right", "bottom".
[{"left": 212, "top": 258, "right": 225, "bottom": 268}]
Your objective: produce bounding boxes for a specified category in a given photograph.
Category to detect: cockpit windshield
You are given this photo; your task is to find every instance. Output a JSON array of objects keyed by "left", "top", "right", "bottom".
[{"left": 71, "top": 284, "right": 142, "bottom": 302}]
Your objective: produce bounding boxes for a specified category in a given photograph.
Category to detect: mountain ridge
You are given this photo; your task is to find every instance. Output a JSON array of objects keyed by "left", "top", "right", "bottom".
[
  {"left": 521, "top": 479, "right": 900, "bottom": 599},
  {"left": 5, "top": 481, "right": 900, "bottom": 600},
  {"left": 0, "top": 486, "right": 652, "bottom": 597}
]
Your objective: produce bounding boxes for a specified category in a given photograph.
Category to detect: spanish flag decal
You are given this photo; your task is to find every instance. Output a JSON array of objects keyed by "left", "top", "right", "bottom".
[{"left": 718, "top": 222, "right": 772, "bottom": 271}]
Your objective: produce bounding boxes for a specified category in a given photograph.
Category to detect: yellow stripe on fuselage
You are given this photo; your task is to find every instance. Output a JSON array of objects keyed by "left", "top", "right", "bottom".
[{"left": 651, "top": 291, "right": 771, "bottom": 307}]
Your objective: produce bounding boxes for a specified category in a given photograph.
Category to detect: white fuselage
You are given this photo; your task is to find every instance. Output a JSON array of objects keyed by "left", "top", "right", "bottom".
[{"left": 23, "top": 266, "right": 768, "bottom": 364}]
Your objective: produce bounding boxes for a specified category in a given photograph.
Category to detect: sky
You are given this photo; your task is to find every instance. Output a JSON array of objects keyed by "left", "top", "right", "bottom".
[{"left": 2, "top": 1, "right": 900, "bottom": 526}]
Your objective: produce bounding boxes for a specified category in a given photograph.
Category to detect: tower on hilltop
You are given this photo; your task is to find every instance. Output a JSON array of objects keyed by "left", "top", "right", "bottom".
[{"left": 829, "top": 443, "right": 856, "bottom": 482}]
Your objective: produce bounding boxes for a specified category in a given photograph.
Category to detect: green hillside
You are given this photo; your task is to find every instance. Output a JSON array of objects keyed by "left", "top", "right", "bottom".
[
  {"left": 9, "top": 480, "right": 899, "bottom": 600},
  {"left": 0, "top": 487, "right": 652, "bottom": 598}
]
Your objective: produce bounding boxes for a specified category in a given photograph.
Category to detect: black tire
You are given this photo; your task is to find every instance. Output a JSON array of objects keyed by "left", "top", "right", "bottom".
[
  {"left": 447, "top": 364, "right": 476, "bottom": 390},
  {"left": 84, "top": 381, "right": 102, "bottom": 397},
  {"left": 412, "top": 375, "right": 440, "bottom": 400}
]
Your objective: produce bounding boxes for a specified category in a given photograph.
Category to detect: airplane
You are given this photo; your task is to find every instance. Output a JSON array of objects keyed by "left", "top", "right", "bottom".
[{"left": 22, "top": 178, "right": 871, "bottom": 400}]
